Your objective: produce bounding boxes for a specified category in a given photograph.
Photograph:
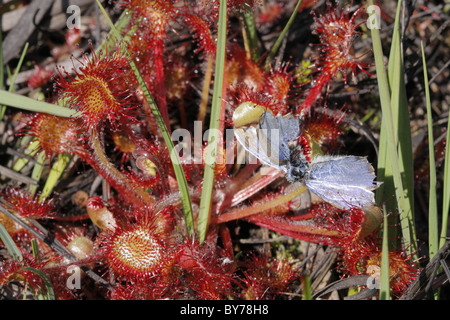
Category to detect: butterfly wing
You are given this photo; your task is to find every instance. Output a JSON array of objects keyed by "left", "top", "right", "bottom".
[
  {"left": 305, "top": 156, "right": 379, "bottom": 209},
  {"left": 259, "top": 111, "right": 300, "bottom": 164},
  {"left": 234, "top": 126, "right": 284, "bottom": 170}
]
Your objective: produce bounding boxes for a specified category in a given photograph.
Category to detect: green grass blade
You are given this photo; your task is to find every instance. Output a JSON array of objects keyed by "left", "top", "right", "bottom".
[
  {"left": 0, "top": 222, "right": 23, "bottom": 261},
  {"left": 39, "top": 153, "right": 71, "bottom": 201},
  {"left": 421, "top": 42, "right": 439, "bottom": 258},
  {"left": 28, "top": 151, "right": 47, "bottom": 196},
  {"left": 379, "top": 208, "right": 391, "bottom": 300},
  {"left": 95, "top": 0, "right": 194, "bottom": 235},
  {"left": 197, "top": 0, "right": 228, "bottom": 243},
  {"left": 370, "top": 0, "right": 416, "bottom": 255},
  {"left": 242, "top": 10, "right": 260, "bottom": 61},
  {"left": 302, "top": 274, "right": 313, "bottom": 300},
  {"left": 0, "top": 90, "right": 77, "bottom": 117},
  {"left": 12, "top": 139, "right": 39, "bottom": 172},
  {"left": 7, "top": 42, "right": 29, "bottom": 91},
  {"left": 386, "top": 0, "right": 416, "bottom": 251},
  {"left": 440, "top": 113, "right": 450, "bottom": 248},
  {"left": 264, "top": 0, "right": 303, "bottom": 69}
]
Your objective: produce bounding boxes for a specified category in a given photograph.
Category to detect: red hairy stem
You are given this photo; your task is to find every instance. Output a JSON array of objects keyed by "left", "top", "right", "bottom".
[
  {"left": 298, "top": 75, "right": 331, "bottom": 115},
  {"left": 246, "top": 214, "right": 340, "bottom": 244},
  {"left": 86, "top": 127, "right": 155, "bottom": 207},
  {"left": 51, "top": 213, "right": 90, "bottom": 222},
  {"left": 214, "top": 184, "right": 307, "bottom": 224},
  {"left": 220, "top": 166, "right": 282, "bottom": 211}
]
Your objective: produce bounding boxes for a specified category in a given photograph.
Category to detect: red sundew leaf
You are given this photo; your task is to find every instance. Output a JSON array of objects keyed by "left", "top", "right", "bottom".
[
  {"left": 299, "top": 3, "right": 371, "bottom": 114},
  {"left": 53, "top": 45, "right": 137, "bottom": 130},
  {"left": 220, "top": 167, "right": 282, "bottom": 210},
  {"left": 27, "top": 64, "right": 53, "bottom": 89},
  {"left": 182, "top": 13, "right": 217, "bottom": 55},
  {"left": 24, "top": 113, "right": 87, "bottom": 160},
  {"left": 240, "top": 253, "right": 299, "bottom": 300},
  {"left": 102, "top": 213, "right": 176, "bottom": 282},
  {"left": 245, "top": 214, "right": 340, "bottom": 244},
  {"left": 176, "top": 238, "right": 236, "bottom": 299},
  {"left": 264, "top": 65, "right": 296, "bottom": 108},
  {"left": 301, "top": 104, "right": 347, "bottom": 150},
  {"left": 0, "top": 187, "right": 57, "bottom": 219}
]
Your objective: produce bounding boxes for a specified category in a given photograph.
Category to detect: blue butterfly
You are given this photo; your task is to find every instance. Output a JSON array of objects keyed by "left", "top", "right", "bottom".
[{"left": 234, "top": 111, "right": 380, "bottom": 209}]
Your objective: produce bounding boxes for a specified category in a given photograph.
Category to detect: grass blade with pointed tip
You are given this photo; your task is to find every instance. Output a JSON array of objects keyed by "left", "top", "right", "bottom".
[
  {"left": 379, "top": 208, "right": 391, "bottom": 300},
  {"left": 370, "top": 0, "right": 416, "bottom": 255},
  {"left": 388, "top": 0, "right": 415, "bottom": 252},
  {"left": 422, "top": 42, "right": 439, "bottom": 258},
  {"left": 440, "top": 115, "right": 450, "bottom": 249},
  {"left": 0, "top": 222, "right": 23, "bottom": 261},
  {"left": 197, "top": 0, "right": 228, "bottom": 243},
  {"left": 264, "top": 0, "right": 303, "bottom": 69},
  {"left": 1, "top": 41, "right": 29, "bottom": 120},
  {"left": 0, "top": 90, "right": 77, "bottom": 117}
]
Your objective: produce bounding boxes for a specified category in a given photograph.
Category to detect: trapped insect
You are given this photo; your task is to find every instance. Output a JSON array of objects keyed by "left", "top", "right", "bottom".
[{"left": 234, "top": 111, "right": 381, "bottom": 209}]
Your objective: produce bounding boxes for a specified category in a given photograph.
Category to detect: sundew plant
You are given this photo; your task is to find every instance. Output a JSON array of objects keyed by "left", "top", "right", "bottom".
[{"left": 0, "top": 0, "right": 448, "bottom": 300}]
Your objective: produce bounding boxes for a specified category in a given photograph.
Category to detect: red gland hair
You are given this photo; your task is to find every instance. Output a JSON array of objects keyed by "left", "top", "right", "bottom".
[
  {"left": 177, "top": 238, "right": 235, "bottom": 299},
  {"left": 123, "top": 0, "right": 177, "bottom": 38},
  {"left": 104, "top": 214, "right": 175, "bottom": 281},
  {"left": 241, "top": 254, "right": 298, "bottom": 300},
  {"left": 54, "top": 45, "right": 135, "bottom": 130},
  {"left": 0, "top": 187, "right": 56, "bottom": 219},
  {"left": 311, "top": 4, "right": 370, "bottom": 82},
  {"left": 24, "top": 113, "right": 86, "bottom": 159},
  {"left": 183, "top": 13, "right": 216, "bottom": 55},
  {"left": 302, "top": 106, "right": 346, "bottom": 150}
]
